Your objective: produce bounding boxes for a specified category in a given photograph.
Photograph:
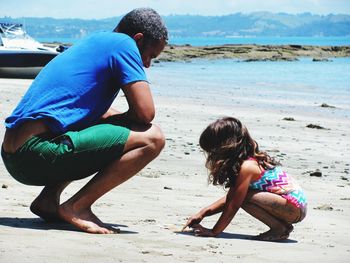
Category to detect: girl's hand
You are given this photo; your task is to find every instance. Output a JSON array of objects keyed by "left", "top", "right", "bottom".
[
  {"left": 182, "top": 213, "right": 203, "bottom": 231},
  {"left": 193, "top": 224, "right": 217, "bottom": 237}
]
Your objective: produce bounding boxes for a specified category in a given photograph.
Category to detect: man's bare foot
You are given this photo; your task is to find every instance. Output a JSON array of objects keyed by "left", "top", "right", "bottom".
[
  {"left": 58, "top": 203, "right": 117, "bottom": 234},
  {"left": 30, "top": 194, "right": 63, "bottom": 223},
  {"left": 253, "top": 225, "right": 294, "bottom": 241},
  {"left": 30, "top": 183, "right": 71, "bottom": 223}
]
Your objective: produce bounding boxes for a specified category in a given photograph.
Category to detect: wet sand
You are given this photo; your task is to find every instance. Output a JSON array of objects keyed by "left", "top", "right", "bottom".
[{"left": 0, "top": 77, "right": 350, "bottom": 262}]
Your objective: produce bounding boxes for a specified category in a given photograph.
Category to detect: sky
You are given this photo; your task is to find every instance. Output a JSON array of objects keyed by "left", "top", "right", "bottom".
[{"left": 1, "top": 0, "right": 350, "bottom": 19}]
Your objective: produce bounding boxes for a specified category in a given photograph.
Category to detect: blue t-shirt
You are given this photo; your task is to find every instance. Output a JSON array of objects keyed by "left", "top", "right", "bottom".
[{"left": 5, "top": 32, "right": 147, "bottom": 133}]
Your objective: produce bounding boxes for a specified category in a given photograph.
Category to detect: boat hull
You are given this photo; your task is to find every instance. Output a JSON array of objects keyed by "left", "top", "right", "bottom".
[
  {"left": 0, "top": 66, "right": 44, "bottom": 79},
  {"left": 0, "top": 50, "right": 58, "bottom": 78}
]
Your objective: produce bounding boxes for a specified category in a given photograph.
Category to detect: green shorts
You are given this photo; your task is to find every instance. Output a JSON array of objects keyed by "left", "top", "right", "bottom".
[{"left": 1, "top": 122, "right": 130, "bottom": 186}]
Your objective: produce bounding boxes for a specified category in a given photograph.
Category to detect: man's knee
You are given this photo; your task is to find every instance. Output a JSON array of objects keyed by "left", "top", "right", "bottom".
[{"left": 147, "top": 124, "right": 165, "bottom": 154}]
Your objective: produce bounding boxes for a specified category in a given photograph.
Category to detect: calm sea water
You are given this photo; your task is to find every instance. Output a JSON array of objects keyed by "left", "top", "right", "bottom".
[
  {"left": 170, "top": 36, "right": 350, "bottom": 46},
  {"left": 146, "top": 58, "right": 350, "bottom": 119},
  {"left": 39, "top": 36, "right": 350, "bottom": 46}
]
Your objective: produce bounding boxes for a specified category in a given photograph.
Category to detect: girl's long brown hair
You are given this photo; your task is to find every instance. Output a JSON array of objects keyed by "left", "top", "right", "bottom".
[{"left": 199, "top": 117, "right": 279, "bottom": 188}]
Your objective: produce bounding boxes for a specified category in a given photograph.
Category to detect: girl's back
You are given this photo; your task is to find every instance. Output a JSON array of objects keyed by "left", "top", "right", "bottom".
[{"left": 247, "top": 158, "right": 307, "bottom": 209}]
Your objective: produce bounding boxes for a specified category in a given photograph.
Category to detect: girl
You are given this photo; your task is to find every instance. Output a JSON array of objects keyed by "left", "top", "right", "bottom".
[{"left": 183, "top": 117, "right": 307, "bottom": 241}]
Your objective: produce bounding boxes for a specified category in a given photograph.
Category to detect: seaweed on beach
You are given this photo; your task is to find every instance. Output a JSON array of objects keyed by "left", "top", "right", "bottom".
[
  {"left": 306, "top": 124, "right": 328, "bottom": 130},
  {"left": 320, "top": 103, "right": 336, "bottom": 108},
  {"left": 283, "top": 117, "right": 295, "bottom": 121}
]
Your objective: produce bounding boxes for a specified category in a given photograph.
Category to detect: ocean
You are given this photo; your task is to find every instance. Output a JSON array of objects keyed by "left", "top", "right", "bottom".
[
  {"left": 146, "top": 58, "right": 350, "bottom": 120},
  {"left": 169, "top": 36, "right": 350, "bottom": 46},
  {"left": 39, "top": 36, "right": 350, "bottom": 46}
]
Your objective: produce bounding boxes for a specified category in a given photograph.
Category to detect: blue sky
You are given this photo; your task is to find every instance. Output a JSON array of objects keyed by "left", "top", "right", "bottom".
[{"left": 1, "top": 0, "right": 350, "bottom": 18}]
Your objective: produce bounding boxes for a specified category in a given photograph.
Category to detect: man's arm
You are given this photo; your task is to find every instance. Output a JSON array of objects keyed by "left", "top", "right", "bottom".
[{"left": 122, "top": 81, "right": 155, "bottom": 124}]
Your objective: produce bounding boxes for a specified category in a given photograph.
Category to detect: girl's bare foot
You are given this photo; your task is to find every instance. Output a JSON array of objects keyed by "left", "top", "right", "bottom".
[
  {"left": 58, "top": 203, "right": 117, "bottom": 234},
  {"left": 253, "top": 224, "right": 294, "bottom": 241}
]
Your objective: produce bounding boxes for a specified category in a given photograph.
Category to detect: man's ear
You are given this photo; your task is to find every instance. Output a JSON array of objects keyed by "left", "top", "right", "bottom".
[{"left": 133, "top": 33, "right": 144, "bottom": 47}]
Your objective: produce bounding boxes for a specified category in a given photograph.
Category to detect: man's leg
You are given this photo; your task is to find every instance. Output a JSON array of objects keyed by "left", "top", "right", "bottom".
[
  {"left": 30, "top": 181, "right": 71, "bottom": 222},
  {"left": 58, "top": 124, "right": 165, "bottom": 234}
]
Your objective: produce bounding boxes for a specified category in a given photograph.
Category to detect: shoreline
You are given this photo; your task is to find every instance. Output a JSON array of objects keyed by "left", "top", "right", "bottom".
[
  {"left": 43, "top": 42, "right": 350, "bottom": 62},
  {"left": 157, "top": 44, "right": 350, "bottom": 62}
]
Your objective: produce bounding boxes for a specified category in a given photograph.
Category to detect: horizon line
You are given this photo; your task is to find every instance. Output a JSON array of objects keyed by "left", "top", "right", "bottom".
[{"left": 1, "top": 11, "right": 350, "bottom": 20}]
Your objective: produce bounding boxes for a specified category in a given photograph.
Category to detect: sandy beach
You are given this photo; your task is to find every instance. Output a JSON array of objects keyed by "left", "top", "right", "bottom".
[{"left": 0, "top": 75, "right": 350, "bottom": 262}]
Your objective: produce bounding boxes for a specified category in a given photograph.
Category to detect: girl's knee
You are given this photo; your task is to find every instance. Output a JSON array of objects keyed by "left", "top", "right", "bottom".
[{"left": 291, "top": 205, "right": 307, "bottom": 224}]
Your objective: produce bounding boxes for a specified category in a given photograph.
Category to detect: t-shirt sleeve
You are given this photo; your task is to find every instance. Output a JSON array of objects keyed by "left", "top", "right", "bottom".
[{"left": 110, "top": 39, "right": 147, "bottom": 86}]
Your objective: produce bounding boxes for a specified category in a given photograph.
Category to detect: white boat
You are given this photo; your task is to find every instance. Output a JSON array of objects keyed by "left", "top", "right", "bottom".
[{"left": 0, "top": 23, "right": 61, "bottom": 78}]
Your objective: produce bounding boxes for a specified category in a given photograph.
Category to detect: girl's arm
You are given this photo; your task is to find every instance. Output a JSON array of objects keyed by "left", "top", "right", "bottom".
[
  {"left": 183, "top": 196, "right": 226, "bottom": 230},
  {"left": 193, "top": 162, "right": 258, "bottom": 237}
]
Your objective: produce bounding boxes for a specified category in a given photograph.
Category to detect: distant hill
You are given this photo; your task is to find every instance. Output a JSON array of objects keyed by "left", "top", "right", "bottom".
[
  {"left": 1, "top": 12, "right": 350, "bottom": 40},
  {"left": 165, "top": 12, "right": 350, "bottom": 37}
]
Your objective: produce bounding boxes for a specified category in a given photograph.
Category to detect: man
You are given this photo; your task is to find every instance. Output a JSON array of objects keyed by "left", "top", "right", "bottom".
[{"left": 1, "top": 8, "right": 168, "bottom": 234}]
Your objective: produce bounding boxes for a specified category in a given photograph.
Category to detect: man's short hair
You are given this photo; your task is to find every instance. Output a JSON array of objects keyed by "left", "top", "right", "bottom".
[{"left": 115, "top": 8, "right": 168, "bottom": 45}]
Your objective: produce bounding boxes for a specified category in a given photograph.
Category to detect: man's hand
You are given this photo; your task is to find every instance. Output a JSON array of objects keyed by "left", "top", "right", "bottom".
[{"left": 101, "top": 107, "right": 122, "bottom": 120}]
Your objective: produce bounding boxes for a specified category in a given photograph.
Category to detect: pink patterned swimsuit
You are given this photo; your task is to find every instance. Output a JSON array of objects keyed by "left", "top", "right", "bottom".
[{"left": 248, "top": 159, "right": 307, "bottom": 209}]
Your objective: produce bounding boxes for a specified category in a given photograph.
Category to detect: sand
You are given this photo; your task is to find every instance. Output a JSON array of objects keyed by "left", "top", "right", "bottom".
[{"left": 0, "top": 77, "right": 350, "bottom": 263}]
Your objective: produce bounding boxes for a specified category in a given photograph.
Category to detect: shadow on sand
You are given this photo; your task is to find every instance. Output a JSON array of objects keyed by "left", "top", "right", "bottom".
[
  {"left": 0, "top": 217, "right": 138, "bottom": 234},
  {"left": 176, "top": 230, "right": 298, "bottom": 243}
]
